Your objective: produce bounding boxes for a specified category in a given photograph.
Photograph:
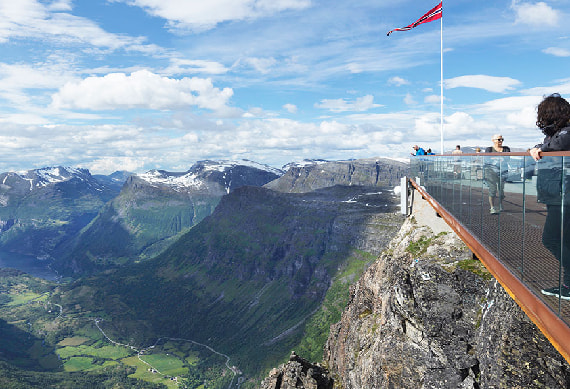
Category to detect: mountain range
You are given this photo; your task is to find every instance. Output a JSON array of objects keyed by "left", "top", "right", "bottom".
[{"left": 0, "top": 157, "right": 411, "bottom": 387}]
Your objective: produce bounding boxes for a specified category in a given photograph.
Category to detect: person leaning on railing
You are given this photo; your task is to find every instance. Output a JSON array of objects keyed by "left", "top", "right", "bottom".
[{"left": 529, "top": 93, "right": 570, "bottom": 301}]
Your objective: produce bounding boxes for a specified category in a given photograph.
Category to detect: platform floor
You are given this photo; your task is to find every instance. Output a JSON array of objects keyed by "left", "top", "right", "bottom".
[{"left": 423, "top": 181, "right": 570, "bottom": 326}]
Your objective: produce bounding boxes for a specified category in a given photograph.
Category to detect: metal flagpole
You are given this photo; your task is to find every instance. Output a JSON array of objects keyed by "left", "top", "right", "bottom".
[{"left": 440, "top": 3, "right": 444, "bottom": 155}]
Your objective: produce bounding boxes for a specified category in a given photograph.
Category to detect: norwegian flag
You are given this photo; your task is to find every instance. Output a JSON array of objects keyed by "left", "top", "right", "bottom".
[{"left": 387, "top": 2, "right": 442, "bottom": 36}]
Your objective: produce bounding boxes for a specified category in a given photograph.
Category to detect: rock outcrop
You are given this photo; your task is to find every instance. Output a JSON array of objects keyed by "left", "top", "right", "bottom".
[
  {"left": 260, "top": 351, "right": 333, "bottom": 389},
  {"left": 323, "top": 207, "right": 570, "bottom": 388}
]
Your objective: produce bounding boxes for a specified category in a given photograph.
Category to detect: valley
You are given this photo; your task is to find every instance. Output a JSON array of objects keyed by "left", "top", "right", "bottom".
[{"left": 0, "top": 158, "right": 408, "bottom": 387}]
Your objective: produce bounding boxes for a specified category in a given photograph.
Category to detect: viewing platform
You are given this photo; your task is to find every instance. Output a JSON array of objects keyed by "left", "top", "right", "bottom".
[{"left": 406, "top": 152, "right": 570, "bottom": 364}]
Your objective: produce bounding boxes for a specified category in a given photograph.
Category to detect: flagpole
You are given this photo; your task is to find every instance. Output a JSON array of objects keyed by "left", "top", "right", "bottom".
[{"left": 440, "top": 2, "right": 444, "bottom": 155}]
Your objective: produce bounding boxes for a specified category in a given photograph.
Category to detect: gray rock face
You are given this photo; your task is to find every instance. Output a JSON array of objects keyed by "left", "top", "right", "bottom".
[
  {"left": 266, "top": 158, "right": 407, "bottom": 193},
  {"left": 260, "top": 352, "right": 333, "bottom": 389},
  {"left": 324, "top": 217, "right": 570, "bottom": 388}
]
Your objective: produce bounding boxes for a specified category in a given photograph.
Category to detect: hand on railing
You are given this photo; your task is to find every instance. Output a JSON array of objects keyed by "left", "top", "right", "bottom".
[{"left": 530, "top": 147, "right": 542, "bottom": 161}]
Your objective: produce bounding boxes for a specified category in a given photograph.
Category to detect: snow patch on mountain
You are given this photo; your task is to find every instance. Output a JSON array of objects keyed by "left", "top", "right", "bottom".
[
  {"left": 137, "top": 170, "right": 205, "bottom": 191},
  {"left": 32, "top": 167, "right": 86, "bottom": 187},
  {"left": 198, "top": 159, "right": 283, "bottom": 175}
]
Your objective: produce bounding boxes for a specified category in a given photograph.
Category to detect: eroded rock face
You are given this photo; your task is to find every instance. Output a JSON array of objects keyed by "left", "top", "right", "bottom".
[
  {"left": 324, "top": 217, "right": 570, "bottom": 388},
  {"left": 260, "top": 351, "right": 334, "bottom": 389}
]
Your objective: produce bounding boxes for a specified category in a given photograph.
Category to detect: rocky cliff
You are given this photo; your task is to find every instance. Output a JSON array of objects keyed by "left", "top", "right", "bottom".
[
  {"left": 265, "top": 158, "right": 407, "bottom": 193},
  {"left": 323, "top": 199, "right": 570, "bottom": 388},
  {"left": 261, "top": 195, "right": 570, "bottom": 388}
]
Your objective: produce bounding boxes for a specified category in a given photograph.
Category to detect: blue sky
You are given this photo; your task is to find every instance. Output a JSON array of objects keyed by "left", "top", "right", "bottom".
[{"left": 1, "top": 0, "right": 569, "bottom": 174}]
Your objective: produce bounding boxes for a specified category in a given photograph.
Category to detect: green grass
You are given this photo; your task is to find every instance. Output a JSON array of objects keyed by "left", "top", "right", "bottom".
[
  {"left": 64, "top": 357, "right": 94, "bottom": 372},
  {"left": 121, "top": 355, "right": 178, "bottom": 388},
  {"left": 57, "top": 344, "right": 132, "bottom": 359},
  {"left": 57, "top": 336, "right": 90, "bottom": 347},
  {"left": 457, "top": 259, "right": 493, "bottom": 280},
  {"left": 140, "top": 353, "right": 187, "bottom": 376},
  {"left": 6, "top": 292, "right": 46, "bottom": 306}
]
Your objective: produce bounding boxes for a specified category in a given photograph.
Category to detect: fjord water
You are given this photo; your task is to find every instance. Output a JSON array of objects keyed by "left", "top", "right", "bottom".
[{"left": 0, "top": 250, "right": 59, "bottom": 280}]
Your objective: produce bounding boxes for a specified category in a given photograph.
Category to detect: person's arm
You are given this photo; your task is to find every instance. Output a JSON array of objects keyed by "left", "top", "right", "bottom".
[{"left": 541, "top": 130, "right": 570, "bottom": 152}]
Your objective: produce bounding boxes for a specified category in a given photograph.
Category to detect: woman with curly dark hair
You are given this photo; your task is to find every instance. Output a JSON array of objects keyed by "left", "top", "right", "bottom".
[{"left": 530, "top": 93, "right": 570, "bottom": 300}]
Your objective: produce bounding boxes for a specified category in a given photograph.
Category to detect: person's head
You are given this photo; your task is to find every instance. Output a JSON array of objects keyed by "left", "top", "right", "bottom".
[
  {"left": 492, "top": 134, "right": 504, "bottom": 146},
  {"left": 455, "top": 145, "right": 461, "bottom": 150},
  {"left": 427, "top": 148, "right": 432, "bottom": 153},
  {"left": 536, "top": 93, "right": 570, "bottom": 136},
  {"left": 475, "top": 147, "right": 481, "bottom": 153},
  {"left": 413, "top": 145, "right": 419, "bottom": 150}
]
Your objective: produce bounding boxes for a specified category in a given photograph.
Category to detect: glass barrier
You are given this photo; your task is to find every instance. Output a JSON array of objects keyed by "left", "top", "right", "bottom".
[{"left": 410, "top": 154, "right": 570, "bottom": 325}]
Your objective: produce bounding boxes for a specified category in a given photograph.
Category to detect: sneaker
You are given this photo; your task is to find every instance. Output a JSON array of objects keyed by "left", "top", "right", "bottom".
[
  {"left": 490, "top": 207, "right": 499, "bottom": 214},
  {"left": 541, "top": 285, "right": 570, "bottom": 300}
]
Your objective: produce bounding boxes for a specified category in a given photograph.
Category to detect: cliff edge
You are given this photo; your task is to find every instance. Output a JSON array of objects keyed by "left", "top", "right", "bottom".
[{"left": 324, "top": 196, "right": 570, "bottom": 388}]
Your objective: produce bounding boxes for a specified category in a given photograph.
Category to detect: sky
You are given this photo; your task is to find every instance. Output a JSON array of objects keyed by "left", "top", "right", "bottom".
[{"left": 1, "top": 0, "right": 569, "bottom": 174}]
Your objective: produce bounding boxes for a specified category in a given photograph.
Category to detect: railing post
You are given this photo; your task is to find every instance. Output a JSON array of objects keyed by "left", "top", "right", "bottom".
[{"left": 400, "top": 176, "right": 409, "bottom": 215}]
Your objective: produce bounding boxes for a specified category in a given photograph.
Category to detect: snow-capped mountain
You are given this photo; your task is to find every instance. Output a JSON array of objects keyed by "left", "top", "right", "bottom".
[
  {"left": 1, "top": 166, "right": 93, "bottom": 192},
  {"left": 0, "top": 167, "right": 127, "bottom": 259},
  {"left": 53, "top": 160, "right": 283, "bottom": 274},
  {"left": 135, "top": 159, "right": 283, "bottom": 194}
]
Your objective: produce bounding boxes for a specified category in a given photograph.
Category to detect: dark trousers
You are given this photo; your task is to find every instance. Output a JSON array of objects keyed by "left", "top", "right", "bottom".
[{"left": 542, "top": 204, "right": 570, "bottom": 285}]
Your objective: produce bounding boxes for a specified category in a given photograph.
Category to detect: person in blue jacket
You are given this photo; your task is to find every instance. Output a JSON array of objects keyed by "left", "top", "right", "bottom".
[
  {"left": 411, "top": 145, "right": 425, "bottom": 156},
  {"left": 529, "top": 93, "right": 570, "bottom": 300}
]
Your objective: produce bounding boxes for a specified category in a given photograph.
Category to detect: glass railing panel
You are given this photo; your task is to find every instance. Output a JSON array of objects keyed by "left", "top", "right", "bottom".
[{"left": 409, "top": 154, "right": 570, "bottom": 325}]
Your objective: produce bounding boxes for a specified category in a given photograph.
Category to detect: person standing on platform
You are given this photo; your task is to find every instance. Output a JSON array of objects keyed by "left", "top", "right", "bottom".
[
  {"left": 484, "top": 135, "right": 510, "bottom": 214},
  {"left": 529, "top": 93, "right": 570, "bottom": 300},
  {"left": 411, "top": 145, "right": 426, "bottom": 156},
  {"left": 452, "top": 145, "right": 463, "bottom": 177}
]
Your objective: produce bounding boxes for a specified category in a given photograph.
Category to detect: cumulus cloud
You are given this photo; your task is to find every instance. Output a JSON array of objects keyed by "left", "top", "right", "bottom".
[
  {"left": 283, "top": 103, "right": 298, "bottom": 113},
  {"left": 51, "top": 70, "right": 234, "bottom": 112},
  {"left": 511, "top": 1, "right": 560, "bottom": 27},
  {"left": 388, "top": 76, "right": 409, "bottom": 86},
  {"left": 115, "top": 0, "right": 312, "bottom": 32},
  {"left": 543, "top": 47, "right": 570, "bottom": 57},
  {"left": 445, "top": 75, "right": 521, "bottom": 93},
  {"left": 315, "top": 95, "right": 381, "bottom": 112}
]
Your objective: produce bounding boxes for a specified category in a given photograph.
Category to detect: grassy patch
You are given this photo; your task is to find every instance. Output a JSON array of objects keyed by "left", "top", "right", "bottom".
[
  {"left": 57, "top": 336, "right": 90, "bottom": 347},
  {"left": 457, "top": 259, "right": 493, "bottom": 281},
  {"left": 6, "top": 292, "right": 45, "bottom": 306},
  {"left": 64, "top": 356, "right": 94, "bottom": 372},
  {"left": 140, "top": 353, "right": 187, "bottom": 376},
  {"left": 122, "top": 356, "right": 177, "bottom": 388},
  {"left": 406, "top": 232, "right": 448, "bottom": 257},
  {"left": 57, "top": 344, "right": 132, "bottom": 359}
]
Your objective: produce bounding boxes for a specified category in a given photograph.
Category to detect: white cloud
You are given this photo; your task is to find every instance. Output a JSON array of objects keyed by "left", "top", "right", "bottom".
[
  {"left": 543, "top": 47, "right": 570, "bottom": 57},
  {"left": 512, "top": 1, "right": 560, "bottom": 27},
  {"left": 116, "top": 0, "right": 312, "bottom": 32},
  {"left": 51, "top": 70, "right": 234, "bottom": 112},
  {"left": 522, "top": 79, "right": 570, "bottom": 96},
  {"left": 283, "top": 103, "right": 298, "bottom": 113},
  {"left": 0, "top": 0, "right": 156, "bottom": 53},
  {"left": 424, "top": 95, "right": 441, "bottom": 104},
  {"left": 388, "top": 76, "right": 409, "bottom": 86},
  {"left": 404, "top": 93, "right": 417, "bottom": 105},
  {"left": 242, "top": 57, "right": 278, "bottom": 74},
  {"left": 315, "top": 95, "right": 381, "bottom": 112},
  {"left": 164, "top": 59, "right": 229, "bottom": 75},
  {"left": 445, "top": 75, "right": 521, "bottom": 93}
]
